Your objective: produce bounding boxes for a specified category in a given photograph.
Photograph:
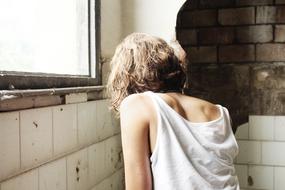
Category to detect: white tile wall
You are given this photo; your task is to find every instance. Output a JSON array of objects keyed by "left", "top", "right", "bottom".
[
  {"left": 88, "top": 141, "right": 106, "bottom": 186},
  {"left": 234, "top": 116, "right": 285, "bottom": 190},
  {"left": 20, "top": 107, "right": 53, "bottom": 169},
  {"left": 234, "top": 164, "right": 248, "bottom": 188},
  {"left": 274, "top": 116, "right": 285, "bottom": 141},
  {"left": 248, "top": 166, "right": 274, "bottom": 190},
  {"left": 235, "top": 122, "right": 249, "bottom": 140},
  {"left": 39, "top": 158, "right": 67, "bottom": 190},
  {"left": 249, "top": 116, "right": 274, "bottom": 140},
  {"left": 78, "top": 101, "right": 97, "bottom": 146},
  {"left": 1, "top": 169, "right": 38, "bottom": 190},
  {"left": 275, "top": 167, "right": 285, "bottom": 190},
  {"left": 236, "top": 140, "right": 261, "bottom": 164},
  {"left": 53, "top": 104, "right": 78, "bottom": 156},
  {"left": 0, "top": 112, "right": 20, "bottom": 181},
  {"left": 0, "top": 98, "right": 123, "bottom": 189},
  {"left": 67, "top": 149, "right": 89, "bottom": 190},
  {"left": 262, "top": 142, "right": 285, "bottom": 166}
]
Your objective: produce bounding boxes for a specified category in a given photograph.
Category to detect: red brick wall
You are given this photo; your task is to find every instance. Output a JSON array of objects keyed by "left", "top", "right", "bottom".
[{"left": 177, "top": 0, "right": 285, "bottom": 129}]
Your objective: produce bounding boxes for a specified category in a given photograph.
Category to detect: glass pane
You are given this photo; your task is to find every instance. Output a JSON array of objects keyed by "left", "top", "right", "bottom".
[{"left": 0, "top": 0, "right": 89, "bottom": 75}]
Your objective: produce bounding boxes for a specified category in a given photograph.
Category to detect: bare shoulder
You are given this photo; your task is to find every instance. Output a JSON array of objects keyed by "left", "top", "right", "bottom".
[
  {"left": 187, "top": 95, "right": 221, "bottom": 121},
  {"left": 120, "top": 93, "right": 153, "bottom": 124},
  {"left": 159, "top": 93, "right": 221, "bottom": 122}
]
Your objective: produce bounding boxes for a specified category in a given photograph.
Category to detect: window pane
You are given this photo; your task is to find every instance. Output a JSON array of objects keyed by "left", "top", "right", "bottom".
[{"left": 0, "top": 0, "right": 89, "bottom": 75}]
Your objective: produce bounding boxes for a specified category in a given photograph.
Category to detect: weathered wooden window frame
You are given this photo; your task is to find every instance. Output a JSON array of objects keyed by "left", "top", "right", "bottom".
[{"left": 0, "top": 0, "right": 101, "bottom": 90}]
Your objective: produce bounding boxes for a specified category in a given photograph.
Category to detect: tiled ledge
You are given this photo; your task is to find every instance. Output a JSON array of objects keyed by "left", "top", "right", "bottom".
[{"left": 0, "top": 86, "right": 105, "bottom": 112}]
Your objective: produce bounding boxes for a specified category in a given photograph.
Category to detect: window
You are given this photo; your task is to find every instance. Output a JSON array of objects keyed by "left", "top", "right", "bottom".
[{"left": 0, "top": 0, "right": 100, "bottom": 90}]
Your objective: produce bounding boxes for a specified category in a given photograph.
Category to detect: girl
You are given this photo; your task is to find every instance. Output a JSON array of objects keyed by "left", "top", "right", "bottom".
[{"left": 107, "top": 33, "right": 239, "bottom": 190}]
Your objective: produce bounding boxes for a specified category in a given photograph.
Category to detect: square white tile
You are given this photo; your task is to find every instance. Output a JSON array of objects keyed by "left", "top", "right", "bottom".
[
  {"left": 0, "top": 112, "right": 20, "bottom": 181},
  {"left": 53, "top": 104, "right": 78, "bottom": 156},
  {"left": 88, "top": 141, "right": 106, "bottom": 186},
  {"left": 248, "top": 166, "right": 273, "bottom": 190},
  {"left": 20, "top": 107, "right": 53, "bottom": 169},
  {"left": 39, "top": 158, "right": 67, "bottom": 190},
  {"left": 1, "top": 169, "right": 38, "bottom": 190},
  {"left": 275, "top": 116, "right": 285, "bottom": 141},
  {"left": 249, "top": 115, "right": 274, "bottom": 140},
  {"left": 67, "top": 149, "right": 89, "bottom": 190},
  {"left": 96, "top": 100, "right": 114, "bottom": 141},
  {"left": 262, "top": 142, "right": 285, "bottom": 166},
  {"left": 78, "top": 101, "right": 97, "bottom": 146},
  {"left": 275, "top": 167, "right": 285, "bottom": 190},
  {"left": 236, "top": 140, "right": 261, "bottom": 164},
  {"left": 109, "top": 168, "right": 124, "bottom": 190},
  {"left": 105, "top": 135, "right": 123, "bottom": 176},
  {"left": 65, "top": 93, "right": 88, "bottom": 104}
]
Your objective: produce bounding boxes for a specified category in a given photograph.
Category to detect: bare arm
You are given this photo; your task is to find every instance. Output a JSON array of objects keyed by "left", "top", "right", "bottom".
[{"left": 120, "top": 94, "right": 152, "bottom": 190}]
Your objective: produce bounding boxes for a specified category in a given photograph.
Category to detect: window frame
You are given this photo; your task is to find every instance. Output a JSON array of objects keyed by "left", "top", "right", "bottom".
[{"left": 0, "top": 0, "right": 101, "bottom": 90}]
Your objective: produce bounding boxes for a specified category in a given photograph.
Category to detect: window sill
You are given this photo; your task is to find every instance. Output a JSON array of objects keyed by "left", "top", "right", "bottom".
[{"left": 0, "top": 86, "right": 106, "bottom": 112}]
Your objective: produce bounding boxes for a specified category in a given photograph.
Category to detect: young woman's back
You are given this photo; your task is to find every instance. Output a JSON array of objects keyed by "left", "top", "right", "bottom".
[
  {"left": 120, "top": 92, "right": 239, "bottom": 190},
  {"left": 107, "top": 33, "right": 240, "bottom": 190}
]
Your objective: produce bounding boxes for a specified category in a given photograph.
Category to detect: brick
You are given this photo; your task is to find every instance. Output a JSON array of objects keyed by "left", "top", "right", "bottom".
[
  {"left": 199, "top": 0, "right": 235, "bottom": 9},
  {"left": 275, "top": 25, "right": 285, "bottom": 42},
  {"left": 249, "top": 116, "right": 274, "bottom": 140},
  {"left": 219, "top": 45, "right": 255, "bottom": 63},
  {"left": 236, "top": 0, "right": 273, "bottom": 6},
  {"left": 236, "top": 25, "right": 273, "bottom": 43},
  {"left": 177, "top": 29, "right": 197, "bottom": 45},
  {"left": 276, "top": 0, "right": 285, "bottom": 4},
  {"left": 257, "top": 6, "right": 285, "bottom": 23},
  {"left": 218, "top": 7, "right": 255, "bottom": 25},
  {"left": 186, "top": 46, "right": 217, "bottom": 63},
  {"left": 198, "top": 27, "right": 234, "bottom": 45},
  {"left": 181, "top": 10, "right": 217, "bottom": 28},
  {"left": 256, "top": 44, "right": 285, "bottom": 61}
]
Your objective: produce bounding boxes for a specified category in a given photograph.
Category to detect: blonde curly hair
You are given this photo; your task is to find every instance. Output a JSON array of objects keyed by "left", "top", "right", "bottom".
[{"left": 107, "top": 33, "right": 186, "bottom": 113}]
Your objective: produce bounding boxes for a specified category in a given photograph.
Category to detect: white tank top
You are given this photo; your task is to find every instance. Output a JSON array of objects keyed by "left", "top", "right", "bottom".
[{"left": 144, "top": 91, "right": 240, "bottom": 190}]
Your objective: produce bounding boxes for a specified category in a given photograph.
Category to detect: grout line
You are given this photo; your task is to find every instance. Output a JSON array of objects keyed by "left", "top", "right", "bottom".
[
  {"left": 76, "top": 104, "right": 79, "bottom": 147},
  {"left": 65, "top": 157, "right": 68, "bottom": 190},
  {"left": 18, "top": 111, "right": 22, "bottom": 169},
  {"left": 37, "top": 168, "right": 40, "bottom": 190},
  {"left": 52, "top": 108, "right": 54, "bottom": 157}
]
